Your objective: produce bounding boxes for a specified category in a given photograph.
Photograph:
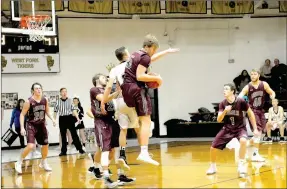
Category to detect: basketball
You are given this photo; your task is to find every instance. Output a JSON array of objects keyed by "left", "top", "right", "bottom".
[{"left": 146, "top": 72, "right": 160, "bottom": 89}]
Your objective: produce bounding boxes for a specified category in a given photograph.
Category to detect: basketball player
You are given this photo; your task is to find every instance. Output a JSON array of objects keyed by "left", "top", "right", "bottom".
[
  {"left": 120, "top": 34, "right": 164, "bottom": 165},
  {"left": 239, "top": 69, "right": 275, "bottom": 162},
  {"left": 15, "top": 83, "right": 56, "bottom": 174},
  {"left": 101, "top": 46, "right": 179, "bottom": 168},
  {"left": 86, "top": 108, "right": 114, "bottom": 177},
  {"left": 206, "top": 83, "right": 259, "bottom": 177},
  {"left": 90, "top": 73, "right": 135, "bottom": 187},
  {"left": 266, "top": 99, "right": 285, "bottom": 143}
]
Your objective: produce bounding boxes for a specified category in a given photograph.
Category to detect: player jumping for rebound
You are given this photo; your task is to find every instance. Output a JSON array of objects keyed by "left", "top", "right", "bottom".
[{"left": 101, "top": 46, "right": 179, "bottom": 168}]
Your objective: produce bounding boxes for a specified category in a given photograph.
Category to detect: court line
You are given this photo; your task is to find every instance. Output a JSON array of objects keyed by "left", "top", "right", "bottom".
[
  {"left": 1, "top": 141, "right": 204, "bottom": 171},
  {"left": 2, "top": 141, "right": 285, "bottom": 188},
  {"left": 1, "top": 140, "right": 199, "bottom": 164},
  {"left": 194, "top": 168, "right": 282, "bottom": 188}
]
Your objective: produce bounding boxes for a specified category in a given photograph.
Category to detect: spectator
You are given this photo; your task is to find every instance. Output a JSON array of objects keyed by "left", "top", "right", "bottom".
[
  {"left": 265, "top": 99, "right": 286, "bottom": 143},
  {"left": 260, "top": 59, "right": 272, "bottom": 83},
  {"left": 233, "top": 69, "right": 251, "bottom": 92},
  {"left": 271, "top": 59, "right": 287, "bottom": 92},
  {"left": 73, "top": 96, "right": 86, "bottom": 149},
  {"left": 9, "top": 99, "right": 25, "bottom": 148}
]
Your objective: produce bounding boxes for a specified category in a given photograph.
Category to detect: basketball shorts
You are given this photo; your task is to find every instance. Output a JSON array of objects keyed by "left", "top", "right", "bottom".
[
  {"left": 94, "top": 118, "right": 119, "bottom": 152},
  {"left": 249, "top": 109, "right": 266, "bottom": 132},
  {"left": 26, "top": 122, "right": 48, "bottom": 145},
  {"left": 114, "top": 97, "right": 139, "bottom": 129},
  {"left": 212, "top": 127, "right": 248, "bottom": 150},
  {"left": 121, "top": 83, "right": 152, "bottom": 116},
  {"left": 270, "top": 121, "right": 284, "bottom": 130}
]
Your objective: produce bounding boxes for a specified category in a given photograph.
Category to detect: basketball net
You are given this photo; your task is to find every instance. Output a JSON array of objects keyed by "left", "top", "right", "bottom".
[{"left": 21, "top": 15, "right": 51, "bottom": 42}]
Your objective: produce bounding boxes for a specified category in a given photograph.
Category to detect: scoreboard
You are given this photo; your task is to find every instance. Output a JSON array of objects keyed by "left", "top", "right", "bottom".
[
  {"left": 1, "top": 34, "right": 59, "bottom": 54},
  {"left": 1, "top": 34, "right": 60, "bottom": 73}
]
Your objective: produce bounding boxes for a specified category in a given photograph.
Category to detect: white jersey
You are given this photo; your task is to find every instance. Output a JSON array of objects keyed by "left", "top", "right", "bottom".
[
  {"left": 109, "top": 62, "right": 127, "bottom": 86},
  {"left": 268, "top": 106, "right": 284, "bottom": 122}
]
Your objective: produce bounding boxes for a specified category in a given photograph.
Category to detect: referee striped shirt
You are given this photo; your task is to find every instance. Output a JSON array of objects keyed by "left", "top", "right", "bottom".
[{"left": 54, "top": 98, "right": 75, "bottom": 116}]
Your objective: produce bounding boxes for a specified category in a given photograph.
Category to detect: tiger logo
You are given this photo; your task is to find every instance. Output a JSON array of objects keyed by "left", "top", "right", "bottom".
[
  {"left": 106, "top": 62, "right": 117, "bottom": 73},
  {"left": 1, "top": 56, "right": 7, "bottom": 72},
  {"left": 46, "top": 56, "right": 54, "bottom": 71}
]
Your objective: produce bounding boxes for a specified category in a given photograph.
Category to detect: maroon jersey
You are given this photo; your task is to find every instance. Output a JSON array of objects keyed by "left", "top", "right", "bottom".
[
  {"left": 247, "top": 81, "right": 266, "bottom": 110},
  {"left": 124, "top": 50, "right": 151, "bottom": 88},
  {"left": 27, "top": 97, "right": 47, "bottom": 125},
  {"left": 90, "top": 87, "right": 115, "bottom": 119},
  {"left": 219, "top": 98, "right": 249, "bottom": 130}
]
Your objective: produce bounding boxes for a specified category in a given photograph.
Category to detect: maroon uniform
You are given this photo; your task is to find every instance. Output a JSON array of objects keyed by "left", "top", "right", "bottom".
[
  {"left": 90, "top": 87, "right": 119, "bottom": 151},
  {"left": 247, "top": 81, "right": 266, "bottom": 132},
  {"left": 212, "top": 98, "right": 249, "bottom": 150},
  {"left": 26, "top": 97, "right": 48, "bottom": 145},
  {"left": 121, "top": 50, "right": 152, "bottom": 116}
]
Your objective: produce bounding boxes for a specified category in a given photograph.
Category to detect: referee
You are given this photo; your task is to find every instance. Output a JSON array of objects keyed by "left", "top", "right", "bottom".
[{"left": 54, "top": 88, "right": 85, "bottom": 156}]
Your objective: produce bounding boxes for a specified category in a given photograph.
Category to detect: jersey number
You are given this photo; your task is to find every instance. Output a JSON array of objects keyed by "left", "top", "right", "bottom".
[
  {"left": 94, "top": 100, "right": 101, "bottom": 112},
  {"left": 253, "top": 97, "right": 262, "bottom": 107},
  {"left": 34, "top": 111, "right": 45, "bottom": 121},
  {"left": 107, "top": 102, "right": 114, "bottom": 111},
  {"left": 230, "top": 117, "right": 235, "bottom": 125}
]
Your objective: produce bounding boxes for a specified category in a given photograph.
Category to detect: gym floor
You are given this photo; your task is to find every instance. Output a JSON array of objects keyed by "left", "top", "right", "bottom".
[{"left": 1, "top": 139, "right": 286, "bottom": 188}]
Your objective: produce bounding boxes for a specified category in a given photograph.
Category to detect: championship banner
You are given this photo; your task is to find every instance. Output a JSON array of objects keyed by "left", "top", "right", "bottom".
[
  {"left": 68, "top": 0, "right": 113, "bottom": 14},
  {"left": 20, "top": 0, "right": 64, "bottom": 12},
  {"left": 279, "top": 1, "right": 287, "bottom": 13},
  {"left": 166, "top": 1, "right": 207, "bottom": 14},
  {"left": 211, "top": 1, "right": 254, "bottom": 15},
  {"left": 1, "top": 54, "right": 60, "bottom": 74},
  {"left": 1, "top": 0, "right": 10, "bottom": 11},
  {"left": 118, "top": 0, "right": 161, "bottom": 14}
]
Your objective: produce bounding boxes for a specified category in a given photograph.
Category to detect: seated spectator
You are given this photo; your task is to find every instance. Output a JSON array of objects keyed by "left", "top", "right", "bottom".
[
  {"left": 265, "top": 99, "right": 286, "bottom": 143},
  {"left": 233, "top": 69, "right": 251, "bottom": 92},
  {"left": 271, "top": 59, "right": 287, "bottom": 92},
  {"left": 260, "top": 59, "right": 272, "bottom": 83}
]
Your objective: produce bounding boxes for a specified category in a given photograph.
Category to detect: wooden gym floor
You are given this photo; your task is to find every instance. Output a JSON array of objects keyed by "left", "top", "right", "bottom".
[{"left": 1, "top": 141, "right": 286, "bottom": 188}]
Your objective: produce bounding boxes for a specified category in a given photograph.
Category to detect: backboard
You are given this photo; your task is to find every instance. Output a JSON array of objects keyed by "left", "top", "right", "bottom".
[{"left": 1, "top": 0, "right": 57, "bottom": 37}]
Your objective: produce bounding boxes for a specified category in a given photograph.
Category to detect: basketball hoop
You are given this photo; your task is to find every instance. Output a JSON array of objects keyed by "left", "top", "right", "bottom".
[{"left": 20, "top": 15, "right": 51, "bottom": 42}]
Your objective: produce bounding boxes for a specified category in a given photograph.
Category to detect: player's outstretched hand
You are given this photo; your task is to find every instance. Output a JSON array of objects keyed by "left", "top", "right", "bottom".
[{"left": 167, "top": 48, "right": 180, "bottom": 53}]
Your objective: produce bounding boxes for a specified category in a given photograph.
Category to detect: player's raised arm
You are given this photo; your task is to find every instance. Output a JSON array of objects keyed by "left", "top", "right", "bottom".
[
  {"left": 238, "top": 85, "right": 249, "bottom": 98},
  {"left": 151, "top": 48, "right": 180, "bottom": 63},
  {"left": 263, "top": 81, "right": 276, "bottom": 99},
  {"left": 102, "top": 68, "right": 116, "bottom": 104},
  {"left": 97, "top": 89, "right": 120, "bottom": 104}
]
